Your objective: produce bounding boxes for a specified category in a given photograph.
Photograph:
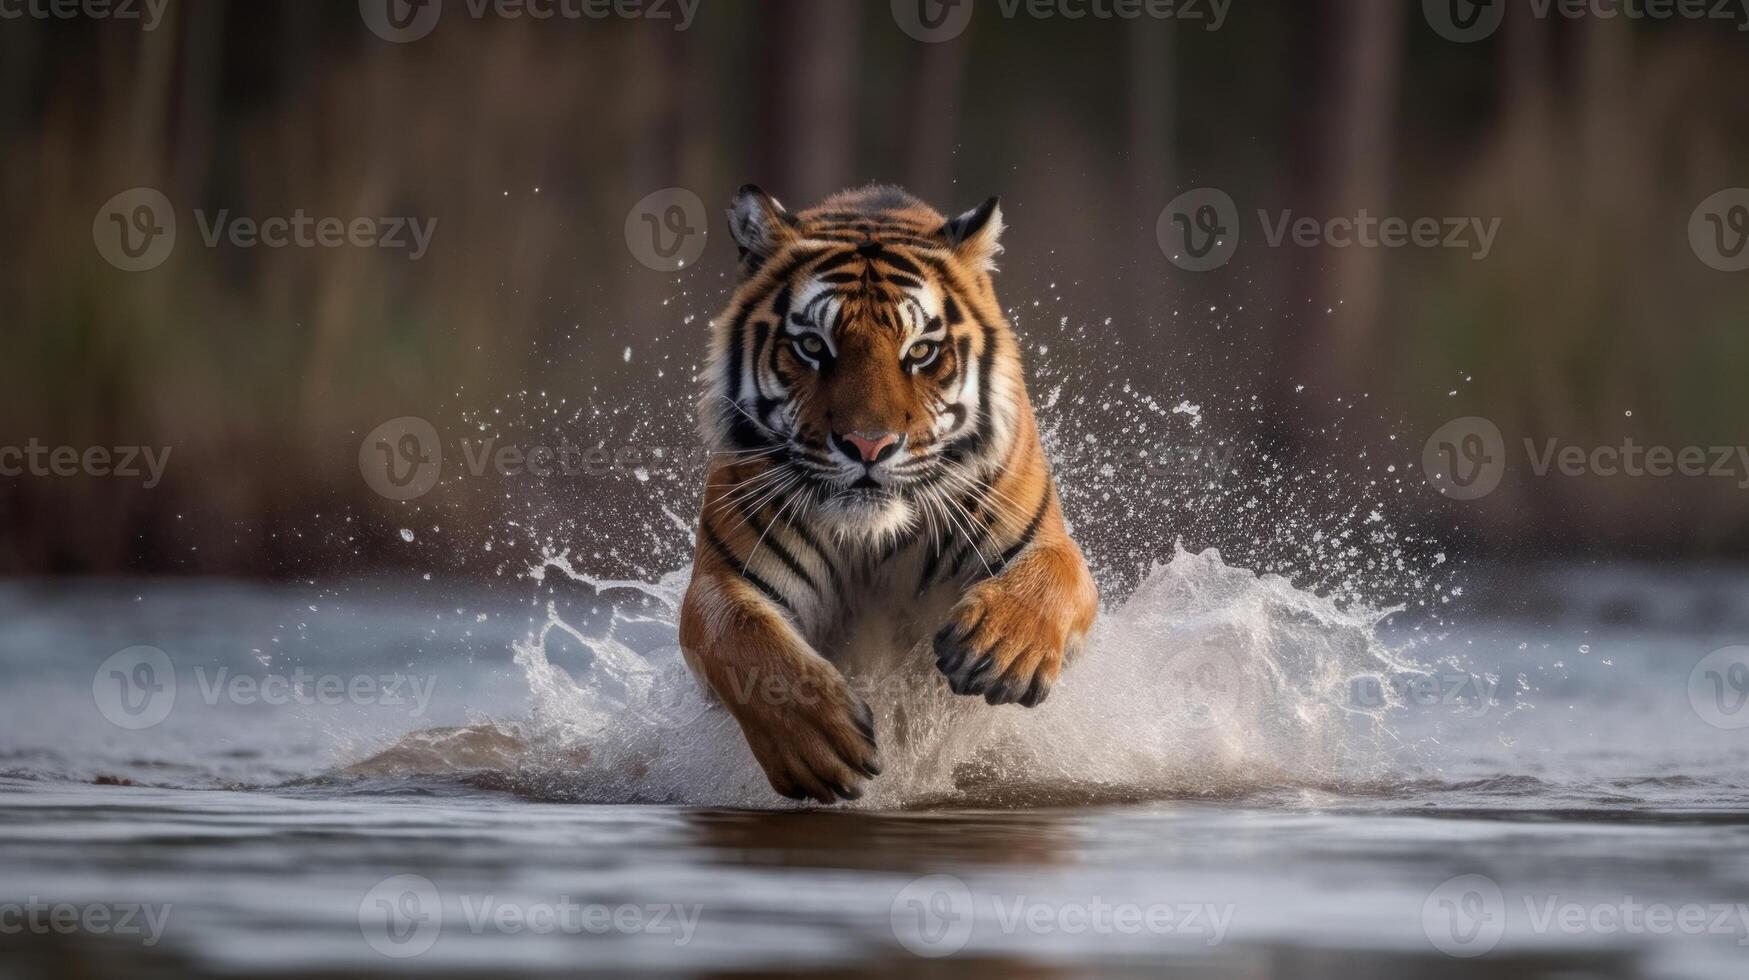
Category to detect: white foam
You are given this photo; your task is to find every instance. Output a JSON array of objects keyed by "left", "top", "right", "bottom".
[{"left": 355, "top": 544, "right": 1416, "bottom": 808}]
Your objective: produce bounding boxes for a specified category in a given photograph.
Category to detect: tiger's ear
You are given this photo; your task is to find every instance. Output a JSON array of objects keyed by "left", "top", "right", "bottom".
[
  {"left": 727, "top": 185, "right": 796, "bottom": 268},
  {"left": 940, "top": 197, "right": 1004, "bottom": 272}
]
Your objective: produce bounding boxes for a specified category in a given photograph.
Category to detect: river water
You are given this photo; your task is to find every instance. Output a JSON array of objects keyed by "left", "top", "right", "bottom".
[{"left": 1, "top": 555, "right": 1747, "bottom": 977}]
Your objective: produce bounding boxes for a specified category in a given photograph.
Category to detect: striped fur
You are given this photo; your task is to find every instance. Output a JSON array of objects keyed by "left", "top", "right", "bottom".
[{"left": 679, "top": 185, "right": 1098, "bottom": 803}]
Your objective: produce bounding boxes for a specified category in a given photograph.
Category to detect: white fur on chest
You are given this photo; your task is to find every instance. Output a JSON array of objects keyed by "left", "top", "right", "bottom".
[{"left": 804, "top": 541, "right": 964, "bottom": 679}]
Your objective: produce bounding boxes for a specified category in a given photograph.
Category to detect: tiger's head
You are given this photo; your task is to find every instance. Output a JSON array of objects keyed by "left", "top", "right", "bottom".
[{"left": 702, "top": 184, "right": 1025, "bottom": 541}]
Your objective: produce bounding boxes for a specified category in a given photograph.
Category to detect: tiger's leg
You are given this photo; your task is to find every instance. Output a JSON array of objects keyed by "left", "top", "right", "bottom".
[
  {"left": 680, "top": 571, "right": 880, "bottom": 803},
  {"left": 932, "top": 483, "right": 1098, "bottom": 707}
]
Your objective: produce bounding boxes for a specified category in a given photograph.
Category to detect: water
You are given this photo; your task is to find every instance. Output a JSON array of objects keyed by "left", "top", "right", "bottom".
[
  {"left": 2, "top": 321, "right": 1746, "bottom": 975},
  {"left": 2, "top": 558, "right": 1748, "bottom": 977}
]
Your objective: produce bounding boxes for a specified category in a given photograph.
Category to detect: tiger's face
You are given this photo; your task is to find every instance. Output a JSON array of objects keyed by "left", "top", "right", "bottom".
[{"left": 704, "top": 185, "right": 1017, "bottom": 539}]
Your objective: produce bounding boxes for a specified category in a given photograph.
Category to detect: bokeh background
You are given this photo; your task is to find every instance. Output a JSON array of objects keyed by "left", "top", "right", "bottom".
[{"left": 4, "top": 0, "right": 1748, "bottom": 578}]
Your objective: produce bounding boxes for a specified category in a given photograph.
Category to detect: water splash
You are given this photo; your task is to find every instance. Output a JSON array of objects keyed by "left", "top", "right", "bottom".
[
  {"left": 350, "top": 545, "right": 1417, "bottom": 808},
  {"left": 343, "top": 304, "right": 1456, "bottom": 807}
]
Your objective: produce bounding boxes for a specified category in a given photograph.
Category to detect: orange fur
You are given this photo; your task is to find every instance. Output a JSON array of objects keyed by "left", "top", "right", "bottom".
[{"left": 682, "top": 184, "right": 1097, "bottom": 803}]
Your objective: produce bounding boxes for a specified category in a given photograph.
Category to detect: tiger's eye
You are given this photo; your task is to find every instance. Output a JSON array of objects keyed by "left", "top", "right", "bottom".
[
  {"left": 907, "top": 341, "right": 938, "bottom": 364},
  {"left": 799, "top": 336, "right": 824, "bottom": 355}
]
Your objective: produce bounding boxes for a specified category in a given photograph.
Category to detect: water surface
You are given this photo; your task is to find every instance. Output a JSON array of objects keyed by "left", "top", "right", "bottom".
[{"left": 1, "top": 563, "right": 1747, "bottom": 977}]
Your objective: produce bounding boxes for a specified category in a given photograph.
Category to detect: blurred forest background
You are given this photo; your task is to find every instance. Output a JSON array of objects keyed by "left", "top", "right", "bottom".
[{"left": 2, "top": 0, "right": 1748, "bottom": 577}]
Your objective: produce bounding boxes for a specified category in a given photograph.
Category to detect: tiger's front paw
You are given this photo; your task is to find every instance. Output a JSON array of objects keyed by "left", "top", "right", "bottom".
[
  {"left": 933, "top": 580, "right": 1080, "bottom": 707},
  {"left": 732, "top": 668, "right": 882, "bottom": 804}
]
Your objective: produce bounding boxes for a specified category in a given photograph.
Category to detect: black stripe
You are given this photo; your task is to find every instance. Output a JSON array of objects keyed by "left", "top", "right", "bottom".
[
  {"left": 875, "top": 250, "right": 924, "bottom": 277},
  {"left": 918, "top": 536, "right": 948, "bottom": 593},
  {"left": 723, "top": 248, "right": 830, "bottom": 407},
  {"left": 749, "top": 319, "right": 772, "bottom": 402},
  {"left": 724, "top": 309, "right": 747, "bottom": 404},
  {"left": 784, "top": 517, "right": 847, "bottom": 596},
  {"left": 995, "top": 482, "right": 1053, "bottom": 572},
  {"left": 809, "top": 231, "right": 942, "bottom": 250},
  {"left": 811, "top": 249, "right": 863, "bottom": 275},
  {"left": 807, "top": 211, "right": 934, "bottom": 228},
  {"left": 705, "top": 524, "right": 795, "bottom": 616},
  {"left": 912, "top": 256, "right": 995, "bottom": 461},
  {"left": 733, "top": 495, "right": 819, "bottom": 598},
  {"left": 937, "top": 486, "right": 994, "bottom": 583}
]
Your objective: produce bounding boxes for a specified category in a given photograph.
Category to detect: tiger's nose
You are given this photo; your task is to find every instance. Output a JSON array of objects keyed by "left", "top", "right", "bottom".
[{"left": 833, "top": 431, "right": 902, "bottom": 465}]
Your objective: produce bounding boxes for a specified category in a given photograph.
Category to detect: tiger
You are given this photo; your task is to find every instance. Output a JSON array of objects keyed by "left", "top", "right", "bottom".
[{"left": 678, "top": 184, "right": 1098, "bottom": 804}]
